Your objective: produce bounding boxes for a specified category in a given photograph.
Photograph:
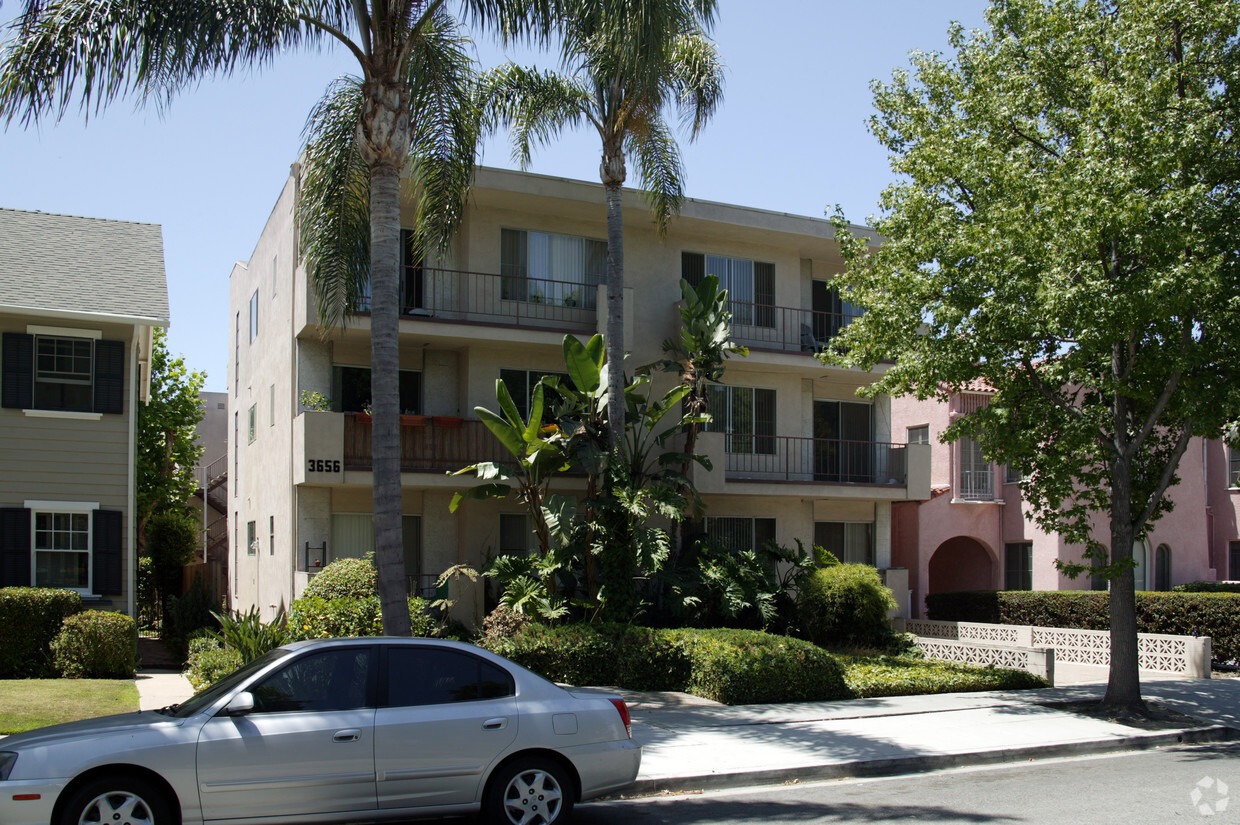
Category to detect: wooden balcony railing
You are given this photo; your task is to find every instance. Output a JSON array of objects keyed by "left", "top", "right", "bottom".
[
  {"left": 356, "top": 268, "right": 597, "bottom": 334},
  {"left": 724, "top": 435, "right": 907, "bottom": 485},
  {"left": 343, "top": 415, "right": 510, "bottom": 473},
  {"left": 722, "top": 300, "right": 862, "bottom": 354}
]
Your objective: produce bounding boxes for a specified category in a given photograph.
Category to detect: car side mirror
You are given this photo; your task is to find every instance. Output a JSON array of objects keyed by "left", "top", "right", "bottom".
[{"left": 224, "top": 691, "right": 255, "bottom": 716}]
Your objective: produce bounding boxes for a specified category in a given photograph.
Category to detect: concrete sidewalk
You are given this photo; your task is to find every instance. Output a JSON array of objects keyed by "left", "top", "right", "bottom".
[{"left": 131, "top": 671, "right": 1240, "bottom": 794}]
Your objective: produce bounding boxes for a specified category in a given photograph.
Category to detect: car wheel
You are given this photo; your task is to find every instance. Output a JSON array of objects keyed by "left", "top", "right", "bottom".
[
  {"left": 57, "top": 775, "right": 172, "bottom": 825},
  {"left": 484, "top": 756, "right": 573, "bottom": 825}
]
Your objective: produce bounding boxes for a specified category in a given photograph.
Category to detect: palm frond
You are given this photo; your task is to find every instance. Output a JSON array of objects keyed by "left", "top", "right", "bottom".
[
  {"left": 299, "top": 75, "right": 371, "bottom": 333},
  {"left": 669, "top": 31, "right": 723, "bottom": 139},
  {"left": 478, "top": 62, "right": 595, "bottom": 167},
  {"left": 0, "top": 0, "right": 313, "bottom": 125},
  {"left": 625, "top": 111, "right": 684, "bottom": 235}
]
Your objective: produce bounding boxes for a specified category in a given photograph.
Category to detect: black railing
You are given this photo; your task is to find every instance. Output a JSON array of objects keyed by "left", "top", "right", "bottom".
[
  {"left": 722, "top": 300, "right": 862, "bottom": 354},
  {"left": 725, "top": 436, "right": 907, "bottom": 485}
]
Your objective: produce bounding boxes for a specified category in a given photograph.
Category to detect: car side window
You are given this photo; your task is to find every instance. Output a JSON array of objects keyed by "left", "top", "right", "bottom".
[
  {"left": 386, "top": 648, "right": 514, "bottom": 707},
  {"left": 250, "top": 648, "right": 371, "bottom": 713}
]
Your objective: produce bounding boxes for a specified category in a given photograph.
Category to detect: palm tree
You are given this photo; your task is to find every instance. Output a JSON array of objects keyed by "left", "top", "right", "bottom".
[
  {"left": 0, "top": 0, "right": 551, "bottom": 636},
  {"left": 480, "top": 0, "right": 724, "bottom": 449}
]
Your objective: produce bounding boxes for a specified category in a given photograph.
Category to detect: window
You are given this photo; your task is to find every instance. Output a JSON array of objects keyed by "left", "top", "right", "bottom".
[
  {"left": 386, "top": 648, "right": 514, "bottom": 706},
  {"left": 907, "top": 426, "right": 929, "bottom": 445},
  {"left": 1230, "top": 447, "right": 1240, "bottom": 488},
  {"left": 234, "top": 313, "right": 240, "bottom": 395},
  {"left": 814, "top": 522, "right": 874, "bottom": 566},
  {"left": 0, "top": 505, "right": 121, "bottom": 595},
  {"left": 250, "top": 648, "right": 370, "bottom": 713},
  {"left": 499, "top": 513, "right": 537, "bottom": 556},
  {"left": 1005, "top": 542, "right": 1033, "bottom": 590},
  {"left": 233, "top": 412, "right": 239, "bottom": 496},
  {"left": 499, "top": 369, "right": 571, "bottom": 422},
  {"left": 705, "top": 385, "right": 776, "bottom": 455},
  {"left": 330, "top": 514, "right": 422, "bottom": 580},
  {"left": 813, "top": 399, "right": 873, "bottom": 481},
  {"left": 269, "top": 516, "right": 275, "bottom": 556},
  {"left": 332, "top": 366, "right": 422, "bottom": 414},
  {"left": 247, "top": 404, "right": 256, "bottom": 443},
  {"left": 248, "top": 290, "right": 259, "bottom": 342},
  {"left": 2, "top": 331, "right": 124, "bottom": 414},
  {"left": 1004, "top": 464, "right": 1027, "bottom": 484},
  {"left": 1133, "top": 539, "right": 1149, "bottom": 591},
  {"left": 959, "top": 437, "right": 993, "bottom": 500},
  {"left": 269, "top": 385, "right": 275, "bottom": 427},
  {"left": 1231, "top": 541, "right": 1240, "bottom": 580},
  {"left": 246, "top": 520, "right": 257, "bottom": 556},
  {"left": 271, "top": 255, "right": 278, "bottom": 299},
  {"left": 682, "top": 252, "right": 774, "bottom": 327},
  {"left": 704, "top": 517, "right": 776, "bottom": 554},
  {"left": 501, "top": 228, "right": 605, "bottom": 308},
  {"left": 33, "top": 509, "right": 90, "bottom": 590},
  {"left": 1154, "top": 544, "right": 1172, "bottom": 591}
]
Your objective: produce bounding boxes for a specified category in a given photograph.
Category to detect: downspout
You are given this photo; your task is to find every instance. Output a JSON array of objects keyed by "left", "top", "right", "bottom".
[
  {"left": 126, "top": 326, "right": 144, "bottom": 619},
  {"left": 289, "top": 162, "right": 303, "bottom": 605}
]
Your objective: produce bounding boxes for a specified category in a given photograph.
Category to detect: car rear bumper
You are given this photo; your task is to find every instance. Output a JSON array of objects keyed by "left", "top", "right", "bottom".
[
  {"left": 0, "top": 778, "right": 67, "bottom": 825},
  {"left": 565, "top": 738, "right": 642, "bottom": 801}
]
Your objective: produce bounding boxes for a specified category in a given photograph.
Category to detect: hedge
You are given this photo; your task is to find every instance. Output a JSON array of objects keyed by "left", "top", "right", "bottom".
[
  {"left": 840, "top": 654, "right": 1048, "bottom": 698},
  {"left": 51, "top": 611, "right": 137, "bottom": 678},
  {"left": 926, "top": 590, "right": 1240, "bottom": 661},
  {"left": 0, "top": 588, "right": 83, "bottom": 677},
  {"left": 484, "top": 623, "right": 850, "bottom": 704},
  {"left": 1174, "top": 582, "right": 1240, "bottom": 594},
  {"left": 799, "top": 564, "right": 897, "bottom": 649}
]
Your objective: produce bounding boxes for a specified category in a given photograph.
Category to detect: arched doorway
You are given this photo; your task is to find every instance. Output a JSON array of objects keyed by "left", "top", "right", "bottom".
[
  {"left": 928, "top": 537, "right": 995, "bottom": 594},
  {"left": 1155, "top": 544, "right": 1172, "bottom": 591}
]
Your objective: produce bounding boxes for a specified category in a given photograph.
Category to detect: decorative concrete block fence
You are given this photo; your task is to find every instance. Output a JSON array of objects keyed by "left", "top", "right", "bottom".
[
  {"left": 913, "top": 637, "right": 1055, "bottom": 684},
  {"left": 894, "top": 618, "right": 1212, "bottom": 681}
]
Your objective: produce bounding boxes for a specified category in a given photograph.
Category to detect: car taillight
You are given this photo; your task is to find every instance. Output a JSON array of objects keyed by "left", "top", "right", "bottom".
[{"left": 609, "top": 698, "right": 632, "bottom": 739}]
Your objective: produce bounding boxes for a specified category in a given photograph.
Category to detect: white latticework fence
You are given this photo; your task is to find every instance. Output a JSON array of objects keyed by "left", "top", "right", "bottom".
[
  {"left": 913, "top": 638, "right": 1054, "bottom": 682},
  {"left": 894, "top": 618, "right": 1211, "bottom": 678}
]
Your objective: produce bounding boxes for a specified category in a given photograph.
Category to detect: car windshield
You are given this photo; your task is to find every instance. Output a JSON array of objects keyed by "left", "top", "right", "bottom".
[{"left": 165, "top": 648, "right": 294, "bottom": 718}]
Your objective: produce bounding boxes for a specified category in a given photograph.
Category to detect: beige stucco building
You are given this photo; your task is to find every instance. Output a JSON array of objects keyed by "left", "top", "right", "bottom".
[
  {"left": 0, "top": 208, "right": 169, "bottom": 616},
  {"left": 228, "top": 167, "right": 930, "bottom": 624}
]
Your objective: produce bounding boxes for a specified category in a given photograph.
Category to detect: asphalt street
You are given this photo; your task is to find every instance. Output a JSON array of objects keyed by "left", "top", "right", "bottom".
[{"left": 564, "top": 741, "right": 1240, "bottom": 825}]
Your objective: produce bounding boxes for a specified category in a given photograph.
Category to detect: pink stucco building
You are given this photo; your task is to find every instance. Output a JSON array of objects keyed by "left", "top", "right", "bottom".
[{"left": 890, "top": 391, "right": 1240, "bottom": 617}]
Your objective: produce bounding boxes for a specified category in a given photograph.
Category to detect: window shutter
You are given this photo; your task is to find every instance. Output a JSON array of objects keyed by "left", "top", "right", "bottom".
[
  {"left": 681, "top": 252, "right": 705, "bottom": 289},
  {"left": 92, "top": 509, "right": 123, "bottom": 595},
  {"left": 754, "top": 262, "right": 775, "bottom": 328},
  {"left": 0, "top": 508, "right": 31, "bottom": 587},
  {"left": 1, "top": 333, "right": 34, "bottom": 410},
  {"left": 755, "top": 388, "right": 776, "bottom": 454},
  {"left": 93, "top": 340, "right": 125, "bottom": 415}
]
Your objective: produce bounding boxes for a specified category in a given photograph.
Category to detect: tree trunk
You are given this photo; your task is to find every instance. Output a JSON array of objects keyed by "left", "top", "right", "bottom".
[
  {"left": 1103, "top": 450, "right": 1144, "bottom": 712},
  {"left": 601, "top": 146, "right": 626, "bottom": 450}
]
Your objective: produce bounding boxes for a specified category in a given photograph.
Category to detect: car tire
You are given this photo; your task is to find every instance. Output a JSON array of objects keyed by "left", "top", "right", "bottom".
[
  {"left": 483, "top": 756, "right": 574, "bottom": 825},
  {"left": 57, "top": 774, "right": 173, "bottom": 825}
]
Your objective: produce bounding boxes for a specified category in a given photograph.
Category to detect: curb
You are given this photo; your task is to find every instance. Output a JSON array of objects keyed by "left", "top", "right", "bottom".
[{"left": 622, "top": 725, "right": 1238, "bottom": 796}]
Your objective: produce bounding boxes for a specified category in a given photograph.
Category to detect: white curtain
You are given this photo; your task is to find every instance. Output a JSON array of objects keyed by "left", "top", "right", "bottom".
[{"left": 331, "top": 514, "right": 374, "bottom": 561}]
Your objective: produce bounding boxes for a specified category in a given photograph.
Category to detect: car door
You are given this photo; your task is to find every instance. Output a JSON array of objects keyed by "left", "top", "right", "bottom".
[
  {"left": 195, "top": 646, "right": 377, "bottom": 821},
  {"left": 374, "top": 645, "right": 518, "bottom": 810}
]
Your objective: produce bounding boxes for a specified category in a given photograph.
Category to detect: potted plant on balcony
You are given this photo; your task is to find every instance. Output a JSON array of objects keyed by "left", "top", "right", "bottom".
[
  {"left": 355, "top": 402, "right": 373, "bottom": 424},
  {"left": 400, "top": 410, "right": 429, "bottom": 426}
]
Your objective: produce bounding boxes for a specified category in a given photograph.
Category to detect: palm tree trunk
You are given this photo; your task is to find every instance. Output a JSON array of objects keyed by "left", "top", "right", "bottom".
[
  {"left": 369, "top": 164, "right": 412, "bottom": 637},
  {"left": 602, "top": 147, "right": 626, "bottom": 449}
]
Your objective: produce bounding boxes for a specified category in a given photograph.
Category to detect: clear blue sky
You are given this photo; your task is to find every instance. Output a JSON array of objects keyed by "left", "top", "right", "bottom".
[{"left": 1, "top": 1, "right": 987, "bottom": 392}]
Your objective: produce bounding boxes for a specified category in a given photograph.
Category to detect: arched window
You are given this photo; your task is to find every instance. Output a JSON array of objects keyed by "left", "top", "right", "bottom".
[
  {"left": 1132, "top": 540, "right": 1149, "bottom": 591},
  {"left": 1155, "top": 544, "right": 1172, "bottom": 592}
]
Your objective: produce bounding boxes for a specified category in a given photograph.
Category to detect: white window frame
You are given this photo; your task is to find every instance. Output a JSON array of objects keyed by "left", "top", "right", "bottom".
[
  {"left": 249, "top": 289, "right": 259, "bottom": 343},
  {"left": 25, "top": 500, "right": 98, "bottom": 595},
  {"left": 26, "top": 325, "right": 103, "bottom": 415},
  {"left": 1229, "top": 446, "right": 1240, "bottom": 489},
  {"left": 907, "top": 425, "right": 929, "bottom": 445}
]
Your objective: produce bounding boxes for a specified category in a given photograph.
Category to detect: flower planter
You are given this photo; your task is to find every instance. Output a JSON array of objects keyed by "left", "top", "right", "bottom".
[
  {"left": 353, "top": 412, "right": 372, "bottom": 424},
  {"left": 400, "top": 414, "right": 430, "bottom": 427},
  {"left": 432, "top": 416, "right": 463, "bottom": 428}
]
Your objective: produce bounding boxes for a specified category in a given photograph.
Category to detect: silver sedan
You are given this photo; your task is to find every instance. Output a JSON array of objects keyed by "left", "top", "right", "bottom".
[{"left": 0, "top": 637, "right": 641, "bottom": 825}]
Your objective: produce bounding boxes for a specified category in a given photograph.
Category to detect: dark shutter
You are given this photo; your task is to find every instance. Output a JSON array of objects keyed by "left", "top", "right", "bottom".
[
  {"left": 754, "top": 262, "right": 775, "bottom": 328},
  {"left": 93, "top": 340, "right": 125, "bottom": 415},
  {"left": 681, "top": 252, "right": 705, "bottom": 289},
  {"left": 755, "top": 388, "right": 776, "bottom": 454},
  {"left": 0, "top": 508, "right": 31, "bottom": 587},
  {"left": 2, "top": 333, "right": 34, "bottom": 410},
  {"left": 92, "top": 509, "right": 123, "bottom": 595}
]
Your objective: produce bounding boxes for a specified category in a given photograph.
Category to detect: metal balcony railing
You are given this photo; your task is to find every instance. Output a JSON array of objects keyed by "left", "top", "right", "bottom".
[
  {"left": 356, "top": 268, "right": 597, "bottom": 334},
  {"left": 722, "top": 300, "right": 863, "bottom": 354},
  {"left": 343, "top": 415, "right": 510, "bottom": 473},
  {"left": 724, "top": 436, "right": 907, "bottom": 485},
  {"left": 958, "top": 467, "right": 995, "bottom": 501}
]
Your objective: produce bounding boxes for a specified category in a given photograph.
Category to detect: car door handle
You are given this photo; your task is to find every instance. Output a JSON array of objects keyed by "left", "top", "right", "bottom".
[
  {"left": 482, "top": 717, "right": 508, "bottom": 731},
  {"left": 333, "top": 729, "right": 361, "bottom": 742}
]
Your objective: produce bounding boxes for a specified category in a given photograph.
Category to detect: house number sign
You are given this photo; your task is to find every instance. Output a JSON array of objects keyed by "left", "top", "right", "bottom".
[{"left": 307, "top": 459, "right": 342, "bottom": 473}]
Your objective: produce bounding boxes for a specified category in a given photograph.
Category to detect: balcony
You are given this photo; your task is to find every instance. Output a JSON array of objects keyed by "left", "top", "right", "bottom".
[
  {"left": 343, "top": 415, "right": 509, "bottom": 473},
  {"left": 722, "top": 300, "right": 862, "bottom": 354},
  {"left": 724, "top": 435, "right": 908, "bottom": 486},
  {"left": 357, "top": 268, "right": 597, "bottom": 335}
]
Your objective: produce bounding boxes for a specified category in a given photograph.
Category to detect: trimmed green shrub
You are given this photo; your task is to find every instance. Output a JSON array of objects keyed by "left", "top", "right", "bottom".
[
  {"left": 52, "top": 610, "right": 137, "bottom": 678},
  {"left": 799, "top": 564, "right": 898, "bottom": 648},
  {"left": 1174, "top": 582, "right": 1240, "bottom": 593},
  {"left": 926, "top": 590, "right": 1240, "bottom": 662},
  {"left": 302, "top": 557, "right": 377, "bottom": 600},
  {"left": 839, "top": 654, "right": 1048, "bottom": 698},
  {"left": 0, "top": 587, "right": 82, "bottom": 677},
  {"left": 288, "top": 595, "right": 432, "bottom": 640},
  {"left": 184, "top": 637, "right": 244, "bottom": 690}
]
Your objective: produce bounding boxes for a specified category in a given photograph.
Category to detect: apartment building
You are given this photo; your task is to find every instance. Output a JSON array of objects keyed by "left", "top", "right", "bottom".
[
  {"left": 891, "top": 391, "right": 1240, "bottom": 615},
  {"left": 0, "top": 208, "right": 169, "bottom": 616},
  {"left": 228, "top": 166, "right": 930, "bottom": 623}
]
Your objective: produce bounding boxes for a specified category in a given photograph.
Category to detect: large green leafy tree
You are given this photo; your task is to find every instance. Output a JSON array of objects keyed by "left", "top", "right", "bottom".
[
  {"left": 0, "top": 0, "right": 551, "bottom": 636},
  {"left": 479, "top": 0, "right": 724, "bottom": 448},
  {"left": 831, "top": 0, "right": 1240, "bottom": 714},
  {"left": 137, "top": 327, "right": 206, "bottom": 543}
]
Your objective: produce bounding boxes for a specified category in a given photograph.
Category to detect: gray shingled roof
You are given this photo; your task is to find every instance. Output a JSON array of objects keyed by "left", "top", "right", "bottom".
[{"left": 0, "top": 208, "right": 169, "bottom": 323}]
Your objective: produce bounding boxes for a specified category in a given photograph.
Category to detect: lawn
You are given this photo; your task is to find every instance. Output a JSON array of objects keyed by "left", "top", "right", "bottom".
[{"left": 0, "top": 680, "right": 140, "bottom": 734}]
